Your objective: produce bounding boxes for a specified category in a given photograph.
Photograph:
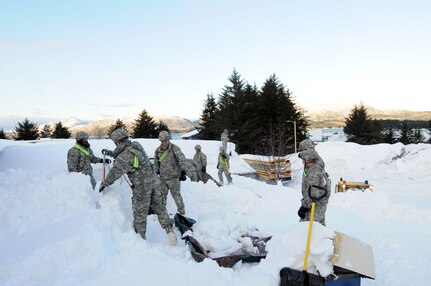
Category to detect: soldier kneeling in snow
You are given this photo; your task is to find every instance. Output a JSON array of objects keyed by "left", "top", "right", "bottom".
[{"left": 99, "top": 129, "right": 177, "bottom": 246}]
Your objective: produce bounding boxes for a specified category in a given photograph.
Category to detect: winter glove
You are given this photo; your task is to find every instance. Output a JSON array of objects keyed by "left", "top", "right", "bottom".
[
  {"left": 216, "top": 163, "right": 219, "bottom": 169},
  {"left": 101, "top": 149, "right": 109, "bottom": 155},
  {"left": 100, "top": 158, "right": 111, "bottom": 164},
  {"left": 156, "top": 170, "right": 160, "bottom": 175},
  {"left": 99, "top": 186, "right": 105, "bottom": 193},
  {"left": 201, "top": 166, "right": 206, "bottom": 172},
  {"left": 179, "top": 170, "right": 187, "bottom": 181},
  {"left": 297, "top": 206, "right": 310, "bottom": 219}
]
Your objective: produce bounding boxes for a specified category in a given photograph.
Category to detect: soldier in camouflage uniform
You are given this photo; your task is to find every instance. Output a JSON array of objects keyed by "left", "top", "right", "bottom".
[
  {"left": 67, "top": 131, "right": 110, "bottom": 189},
  {"left": 154, "top": 131, "right": 189, "bottom": 215},
  {"left": 217, "top": 146, "right": 232, "bottom": 185},
  {"left": 193, "top": 144, "right": 207, "bottom": 182},
  {"left": 297, "top": 149, "right": 330, "bottom": 226},
  {"left": 221, "top": 129, "right": 229, "bottom": 152},
  {"left": 99, "top": 129, "right": 177, "bottom": 245}
]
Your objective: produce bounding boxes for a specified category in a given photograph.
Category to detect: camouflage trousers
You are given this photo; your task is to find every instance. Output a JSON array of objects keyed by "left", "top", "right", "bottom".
[
  {"left": 300, "top": 201, "right": 328, "bottom": 226},
  {"left": 89, "top": 174, "right": 97, "bottom": 190},
  {"left": 218, "top": 166, "right": 232, "bottom": 184},
  {"left": 132, "top": 183, "right": 173, "bottom": 239},
  {"left": 160, "top": 177, "right": 185, "bottom": 215}
]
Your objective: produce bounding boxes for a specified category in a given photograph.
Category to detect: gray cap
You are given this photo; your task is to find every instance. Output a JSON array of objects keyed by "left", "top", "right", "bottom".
[
  {"left": 158, "top": 130, "right": 171, "bottom": 141},
  {"left": 111, "top": 128, "right": 129, "bottom": 142},
  {"left": 219, "top": 146, "right": 225, "bottom": 151},
  {"left": 194, "top": 144, "right": 201, "bottom": 150},
  {"left": 298, "top": 149, "right": 319, "bottom": 161},
  {"left": 75, "top": 131, "right": 89, "bottom": 141},
  {"left": 298, "top": 138, "right": 316, "bottom": 151}
]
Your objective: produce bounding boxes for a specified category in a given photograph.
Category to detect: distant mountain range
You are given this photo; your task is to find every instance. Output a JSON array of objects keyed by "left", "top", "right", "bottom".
[{"left": 1, "top": 106, "right": 430, "bottom": 135}]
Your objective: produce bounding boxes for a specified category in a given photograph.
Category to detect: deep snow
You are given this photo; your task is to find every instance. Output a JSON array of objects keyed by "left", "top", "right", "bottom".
[{"left": 1, "top": 135, "right": 430, "bottom": 285}]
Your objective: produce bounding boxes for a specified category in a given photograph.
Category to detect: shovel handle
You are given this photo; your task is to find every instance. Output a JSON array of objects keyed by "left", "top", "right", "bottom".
[{"left": 303, "top": 202, "right": 316, "bottom": 271}]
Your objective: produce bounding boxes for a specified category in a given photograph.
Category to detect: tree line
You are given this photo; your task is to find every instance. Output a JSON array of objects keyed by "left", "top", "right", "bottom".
[
  {"left": 0, "top": 110, "right": 170, "bottom": 141},
  {"left": 343, "top": 103, "right": 431, "bottom": 144}
]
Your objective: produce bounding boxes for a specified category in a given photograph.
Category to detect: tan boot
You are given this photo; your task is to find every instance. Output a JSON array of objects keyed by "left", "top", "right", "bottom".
[{"left": 167, "top": 231, "right": 177, "bottom": 246}]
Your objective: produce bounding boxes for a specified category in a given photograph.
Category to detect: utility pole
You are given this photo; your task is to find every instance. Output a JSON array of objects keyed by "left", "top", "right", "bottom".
[{"left": 286, "top": 120, "right": 297, "bottom": 153}]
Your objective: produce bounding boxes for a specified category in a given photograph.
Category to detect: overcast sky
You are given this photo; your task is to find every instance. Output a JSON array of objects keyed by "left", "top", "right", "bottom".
[{"left": 1, "top": 0, "right": 430, "bottom": 121}]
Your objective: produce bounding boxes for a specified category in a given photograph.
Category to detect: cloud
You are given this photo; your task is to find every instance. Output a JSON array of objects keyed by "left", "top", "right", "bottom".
[{"left": 106, "top": 103, "right": 136, "bottom": 108}]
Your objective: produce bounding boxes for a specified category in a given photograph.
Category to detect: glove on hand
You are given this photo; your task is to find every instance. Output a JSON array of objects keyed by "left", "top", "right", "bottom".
[
  {"left": 99, "top": 186, "right": 105, "bottom": 193},
  {"left": 216, "top": 163, "right": 219, "bottom": 169},
  {"left": 297, "top": 206, "right": 310, "bottom": 219},
  {"left": 100, "top": 158, "right": 111, "bottom": 164},
  {"left": 201, "top": 166, "right": 206, "bottom": 172},
  {"left": 156, "top": 170, "right": 160, "bottom": 175},
  {"left": 101, "top": 149, "right": 109, "bottom": 155},
  {"left": 179, "top": 170, "right": 187, "bottom": 181}
]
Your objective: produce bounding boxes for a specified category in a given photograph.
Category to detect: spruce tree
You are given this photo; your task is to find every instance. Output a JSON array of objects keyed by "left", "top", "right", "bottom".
[
  {"left": 107, "top": 119, "right": 128, "bottom": 136},
  {"left": 40, "top": 124, "right": 53, "bottom": 138},
  {"left": 254, "top": 74, "right": 308, "bottom": 155},
  {"left": 199, "top": 93, "right": 219, "bottom": 140},
  {"left": 412, "top": 128, "right": 424, "bottom": 144},
  {"left": 343, "top": 103, "right": 381, "bottom": 144},
  {"left": 15, "top": 118, "right": 39, "bottom": 140},
  {"left": 52, "top": 121, "right": 72, "bottom": 139},
  {"left": 132, "top": 109, "right": 158, "bottom": 138},
  {"left": 0, "top": 128, "right": 7, "bottom": 139},
  {"left": 399, "top": 121, "right": 413, "bottom": 145},
  {"left": 156, "top": 120, "right": 170, "bottom": 134},
  {"left": 382, "top": 126, "right": 397, "bottom": 144}
]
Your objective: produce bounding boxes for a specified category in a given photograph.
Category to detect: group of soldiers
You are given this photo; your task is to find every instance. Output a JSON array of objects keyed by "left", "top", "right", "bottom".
[
  {"left": 67, "top": 128, "right": 330, "bottom": 246},
  {"left": 67, "top": 128, "right": 234, "bottom": 246}
]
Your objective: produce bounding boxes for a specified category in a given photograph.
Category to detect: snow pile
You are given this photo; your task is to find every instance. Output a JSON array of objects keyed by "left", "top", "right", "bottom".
[{"left": 1, "top": 137, "right": 431, "bottom": 285}]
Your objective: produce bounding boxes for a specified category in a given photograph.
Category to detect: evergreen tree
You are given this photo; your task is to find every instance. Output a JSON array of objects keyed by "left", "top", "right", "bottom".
[
  {"left": 40, "top": 124, "right": 53, "bottom": 138},
  {"left": 0, "top": 128, "right": 7, "bottom": 139},
  {"left": 254, "top": 74, "right": 309, "bottom": 155},
  {"left": 52, "top": 121, "right": 72, "bottom": 138},
  {"left": 15, "top": 118, "right": 39, "bottom": 140},
  {"left": 156, "top": 120, "right": 170, "bottom": 133},
  {"left": 199, "top": 93, "right": 219, "bottom": 140},
  {"left": 411, "top": 128, "right": 424, "bottom": 144},
  {"left": 398, "top": 121, "right": 413, "bottom": 144},
  {"left": 428, "top": 119, "right": 431, "bottom": 143},
  {"left": 382, "top": 126, "right": 397, "bottom": 144},
  {"left": 107, "top": 119, "right": 128, "bottom": 136},
  {"left": 132, "top": 109, "right": 158, "bottom": 138},
  {"left": 343, "top": 103, "right": 381, "bottom": 144}
]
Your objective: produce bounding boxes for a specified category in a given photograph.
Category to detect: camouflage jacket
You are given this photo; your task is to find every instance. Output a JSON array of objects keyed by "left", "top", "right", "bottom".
[
  {"left": 193, "top": 150, "right": 207, "bottom": 170},
  {"left": 67, "top": 144, "right": 101, "bottom": 175},
  {"left": 301, "top": 165, "right": 329, "bottom": 208},
  {"left": 221, "top": 132, "right": 229, "bottom": 143},
  {"left": 154, "top": 143, "right": 189, "bottom": 180},
  {"left": 102, "top": 140, "right": 156, "bottom": 189}
]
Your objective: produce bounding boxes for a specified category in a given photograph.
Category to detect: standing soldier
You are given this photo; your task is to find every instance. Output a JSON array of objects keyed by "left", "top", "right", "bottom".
[
  {"left": 297, "top": 149, "right": 330, "bottom": 226},
  {"left": 154, "top": 131, "right": 189, "bottom": 215},
  {"left": 221, "top": 129, "right": 229, "bottom": 153},
  {"left": 99, "top": 129, "right": 177, "bottom": 245},
  {"left": 67, "top": 131, "right": 110, "bottom": 189},
  {"left": 193, "top": 144, "right": 207, "bottom": 182},
  {"left": 217, "top": 146, "right": 233, "bottom": 185}
]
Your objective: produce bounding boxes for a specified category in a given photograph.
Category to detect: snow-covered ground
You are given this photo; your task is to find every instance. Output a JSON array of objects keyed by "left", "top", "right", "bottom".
[{"left": 1, "top": 134, "right": 430, "bottom": 285}]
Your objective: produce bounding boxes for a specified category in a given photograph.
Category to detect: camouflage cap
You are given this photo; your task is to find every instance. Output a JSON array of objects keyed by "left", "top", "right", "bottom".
[
  {"left": 298, "top": 138, "right": 316, "bottom": 151},
  {"left": 75, "top": 131, "right": 89, "bottom": 141},
  {"left": 111, "top": 128, "right": 129, "bottom": 142},
  {"left": 158, "top": 130, "right": 171, "bottom": 141},
  {"left": 194, "top": 144, "right": 201, "bottom": 150},
  {"left": 298, "top": 149, "right": 319, "bottom": 161}
]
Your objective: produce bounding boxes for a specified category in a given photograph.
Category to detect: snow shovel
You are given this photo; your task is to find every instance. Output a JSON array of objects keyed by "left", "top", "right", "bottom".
[
  {"left": 279, "top": 202, "right": 325, "bottom": 286},
  {"left": 202, "top": 171, "right": 222, "bottom": 187}
]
